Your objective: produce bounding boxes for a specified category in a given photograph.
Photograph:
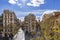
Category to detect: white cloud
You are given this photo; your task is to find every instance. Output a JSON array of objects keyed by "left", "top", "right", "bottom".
[
  {"left": 36, "top": 16, "right": 40, "bottom": 21},
  {"left": 27, "top": 3, "right": 32, "bottom": 6},
  {"left": 19, "top": 17, "right": 24, "bottom": 22},
  {"left": 8, "top": 0, "right": 27, "bottom": 7},
  {"left": 8, "top": 0, "right": 23, "bottom": 7},
  {"left": 8, "top": 0, "right": 44, "bottom": 7},
  {"left": 17, "top": 3, "right": 22, "bottom": 6},
  {"left": 8, "top": 0, "right": 17, "bottom": 4},
  {"left": 27, "top": 0, "right": 44, "bottom": 7},
  {"left": 44, "top": 10, "right": 57, "bottom": 14}
]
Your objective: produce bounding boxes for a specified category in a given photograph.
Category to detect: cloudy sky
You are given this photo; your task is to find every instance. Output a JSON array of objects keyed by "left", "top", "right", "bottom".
[{"left": 0, "top": 0, "right": 60, "bottom": 21}]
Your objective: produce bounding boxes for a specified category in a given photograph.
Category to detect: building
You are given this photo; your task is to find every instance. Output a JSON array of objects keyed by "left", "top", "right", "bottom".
[
  {"left": 24, "top": 13, "right": 37, "bottom": 33},
  {"left": 0, "top": 15, "right": 3, "bottom": 32},
  {"left": 3, "top": 10, "right": 20, "bottom": 35},
  {"left": 40, "top": 12, "right": 60, "bottom": 40}
]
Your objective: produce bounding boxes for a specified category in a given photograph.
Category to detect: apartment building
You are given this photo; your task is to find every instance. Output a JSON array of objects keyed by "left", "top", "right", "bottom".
[
  {"left": 24, "top": 13, "right": 37, "bottom": 33},
  {"left": 3, "top": 10, "right": 20, "bottom": 35}
]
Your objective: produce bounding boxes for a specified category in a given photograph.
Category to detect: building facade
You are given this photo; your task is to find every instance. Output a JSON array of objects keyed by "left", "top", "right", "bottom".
[
  {"left": 3, "top": 10, "right": 20, "bottom": 35},
  {"left": 24, "top": 13, "right": 37, "bottom": 33},
  {"left": 40, "top": 12, "right": 60, "bottom": 40},
  {"left": 0, "top": 15, "right": 3, "bottom": 32}
]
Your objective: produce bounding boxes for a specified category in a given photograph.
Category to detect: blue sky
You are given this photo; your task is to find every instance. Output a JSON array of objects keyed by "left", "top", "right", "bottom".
[{"left": 0, "top": 0, "right": 60, "bottom": 21}]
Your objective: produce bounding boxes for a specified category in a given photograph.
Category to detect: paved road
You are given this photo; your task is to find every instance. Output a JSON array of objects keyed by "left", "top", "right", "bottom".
[{"left": 13, "top": 28, "right": 25, "bottom": 40}]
